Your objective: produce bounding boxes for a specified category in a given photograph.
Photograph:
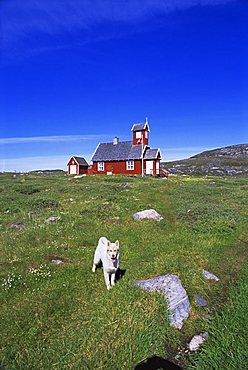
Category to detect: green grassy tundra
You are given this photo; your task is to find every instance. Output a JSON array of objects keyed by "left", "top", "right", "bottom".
[{"left": 0, "top": 173, "right": 247, "bottom": 369}]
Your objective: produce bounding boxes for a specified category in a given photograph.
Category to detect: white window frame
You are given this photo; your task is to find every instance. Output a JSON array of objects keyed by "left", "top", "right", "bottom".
[
  {"left": 136, "top": 131, "right": 142, "bottom": 139},
  {"left": 126, "top": 160, "right": 134, "bottom": 171},
  {"left": 97, "top": 161, "right": 104, "bottom": 171},
  {"left": 145, "top": 130, "right": 148, "bottom": 139},
  {"left": 156, "top": 161, "right": 160, "bottom": 174}
]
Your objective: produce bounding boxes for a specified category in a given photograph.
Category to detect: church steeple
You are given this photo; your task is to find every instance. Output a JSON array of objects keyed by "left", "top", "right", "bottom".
[{"left": 131, "top": 119, "right": 150, "bottom": 146}]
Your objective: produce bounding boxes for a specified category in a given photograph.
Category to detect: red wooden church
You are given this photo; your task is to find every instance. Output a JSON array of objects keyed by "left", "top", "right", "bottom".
[{"left": 88, "top": 119, "right": 161, "bottom": 176}]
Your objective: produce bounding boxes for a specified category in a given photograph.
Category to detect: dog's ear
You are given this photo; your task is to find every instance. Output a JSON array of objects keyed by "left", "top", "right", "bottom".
[
  {"left": 107, "top": 241, "right": 111, "bottom": 247},
  {"left": 115, "top": 240, "right": 119, "bottom": 249}
]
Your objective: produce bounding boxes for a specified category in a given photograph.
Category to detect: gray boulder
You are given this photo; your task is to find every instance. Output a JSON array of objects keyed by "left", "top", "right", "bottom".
[
  {"left": 132, "top": 274, "right": 191, "bottom": 329},
  {"left": 132, "top": 209, "right": 163, "bottom": 221}
]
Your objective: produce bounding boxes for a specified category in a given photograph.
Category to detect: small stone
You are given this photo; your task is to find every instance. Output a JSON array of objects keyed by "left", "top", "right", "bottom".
[
  {"left": 120, "top": 182, "right": 129, "bottom": 188},
  {"left": 203, "top": 270, "right": 220, "bottom": 281},
  {"left": 46, "top": 216, "right": 60, "bottom": 223},
  {"left": 51, "top": 259, "right": 63, "bottom": 265},
  {"left": 132, "top": 209, "right": 163, "bottom": 221},
  {"left": 195, "top": 294, "right": 207, "bottom": 307},
  {"left": 188, "top": 332, "right": 208, "bottom": 352}
]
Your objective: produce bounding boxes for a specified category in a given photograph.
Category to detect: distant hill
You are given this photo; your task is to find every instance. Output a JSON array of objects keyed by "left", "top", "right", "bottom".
[{"left": 162, "top": 144, "right": 248, "bottom": 176}]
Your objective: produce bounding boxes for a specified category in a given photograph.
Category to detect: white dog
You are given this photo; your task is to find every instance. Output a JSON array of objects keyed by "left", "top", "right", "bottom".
[{"left": 92, "top": 236, "right": 120, "bottom": 290}]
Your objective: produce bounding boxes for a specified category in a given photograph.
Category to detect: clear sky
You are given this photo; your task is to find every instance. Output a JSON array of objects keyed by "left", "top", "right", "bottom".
[{"left": 1, "top": 0, "right": 247, "bottom": 172}]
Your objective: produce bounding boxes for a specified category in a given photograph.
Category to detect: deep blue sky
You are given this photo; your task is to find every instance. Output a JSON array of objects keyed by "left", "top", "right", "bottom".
[{"left": 1, "top": 0, "right": 247, "bottom": 171}]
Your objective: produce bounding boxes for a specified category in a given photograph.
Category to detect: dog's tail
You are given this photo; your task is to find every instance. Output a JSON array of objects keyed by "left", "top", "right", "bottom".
[{"left": 98, "top": 236, "right": 109, "bottom": 246}]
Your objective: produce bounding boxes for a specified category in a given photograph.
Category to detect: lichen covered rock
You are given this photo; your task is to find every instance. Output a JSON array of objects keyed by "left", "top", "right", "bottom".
[{"left": 132, "top": 274, "right": 191, "bottom": 329}]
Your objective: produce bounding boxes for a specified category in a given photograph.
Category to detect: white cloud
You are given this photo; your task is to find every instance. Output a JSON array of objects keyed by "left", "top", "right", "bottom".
[
  {"left": 1, "top": 0, "right": 236, "bottom": 61},
  {"left": 0, "top": 134, "right": 117, "bottom": 171},
  {"left": 0, "top": 154, "right": 92, "bottom": 172},
  {"left": 164, "top": 146, "right": 212, "bottom": 153},
  {"left": 0, "top": 147, "right": 205, "bottom": 171},
  {"left": 2, "top": 0, "right": 235, "bottom": 46},
  {"left": 161, "top": 146, "right": 213, "bottom": 161},
  {"left": 0, "top": 134, "right": 112, "bottom": 145}
]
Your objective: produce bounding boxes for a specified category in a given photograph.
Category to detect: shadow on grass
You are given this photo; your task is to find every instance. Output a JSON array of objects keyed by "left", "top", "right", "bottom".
[
  {"left": 115, "top": 268, "right": 126, "bottom": 281},
  {"left": 93, "top": 265, "right": 126, "bottom": 285},
  {"left": 134, "top": 356, "right": 182, "bottom": 370}
]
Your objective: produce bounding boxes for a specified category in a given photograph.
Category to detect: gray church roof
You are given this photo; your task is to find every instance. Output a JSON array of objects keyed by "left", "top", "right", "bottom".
[
  {"left": 131, "top": 122, "right": 150, "bottom": 132},
  {"left": 91, "top": 141, "right": 159, "bottom": 162},
  {"left": 92, "top": 141, "right": 140, "bottom": 161},
  {"left": 144, "top": 149, "right": 160, "bottom": 160}
]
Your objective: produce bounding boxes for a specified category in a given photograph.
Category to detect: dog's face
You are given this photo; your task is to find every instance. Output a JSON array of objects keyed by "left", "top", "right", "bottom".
[{"left": 107, "top": 240, "right": 119, "bottom": 260}]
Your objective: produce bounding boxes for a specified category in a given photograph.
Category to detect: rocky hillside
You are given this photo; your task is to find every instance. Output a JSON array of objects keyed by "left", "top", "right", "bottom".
[{"left": 162, "top": 144, "right": 248, "bottom": 176}]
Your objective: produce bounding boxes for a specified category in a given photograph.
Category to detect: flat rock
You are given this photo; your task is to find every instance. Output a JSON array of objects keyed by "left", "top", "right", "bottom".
[
  {"left": 188, "top": 332, "right": 208, "bottom": 352},
  {"left": 132, "top": 274, "right": 191, "bottom": 329},
  {"left": 132, "top": 209, "right": 163, "bottom": 221},
  {"left": 203, "top": 270, "right": 220, "bottom": 281},
  {"left": 74, "top": 175, "right": 86, "bottom": 178}
]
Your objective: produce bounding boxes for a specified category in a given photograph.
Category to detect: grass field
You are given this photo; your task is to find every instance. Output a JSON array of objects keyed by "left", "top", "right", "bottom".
[{"left": 0, "top": 173, "right": 247, "bottom": 369}]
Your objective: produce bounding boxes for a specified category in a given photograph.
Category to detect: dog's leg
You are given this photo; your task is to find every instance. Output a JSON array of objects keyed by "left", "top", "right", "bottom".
[
  {"left": 104, "top": 271, "right": 111, "bottom": 290},
  {"left": 92, "top": 256, "right": 97, "bottom": 272},
  {"left": 92, "top": 249, "right": 100, "bottom": 272},
  {"left": 110, "top": 273, "right": 115, "bottom": 287}
]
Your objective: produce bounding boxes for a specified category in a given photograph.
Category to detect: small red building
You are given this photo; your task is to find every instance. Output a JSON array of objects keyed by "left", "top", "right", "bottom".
[
  {"left": 89, "top": 120, "right": 161, "bottom": 176},
  {"left": 67, "top": 156, "right": 89, "bottom": 175}
]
